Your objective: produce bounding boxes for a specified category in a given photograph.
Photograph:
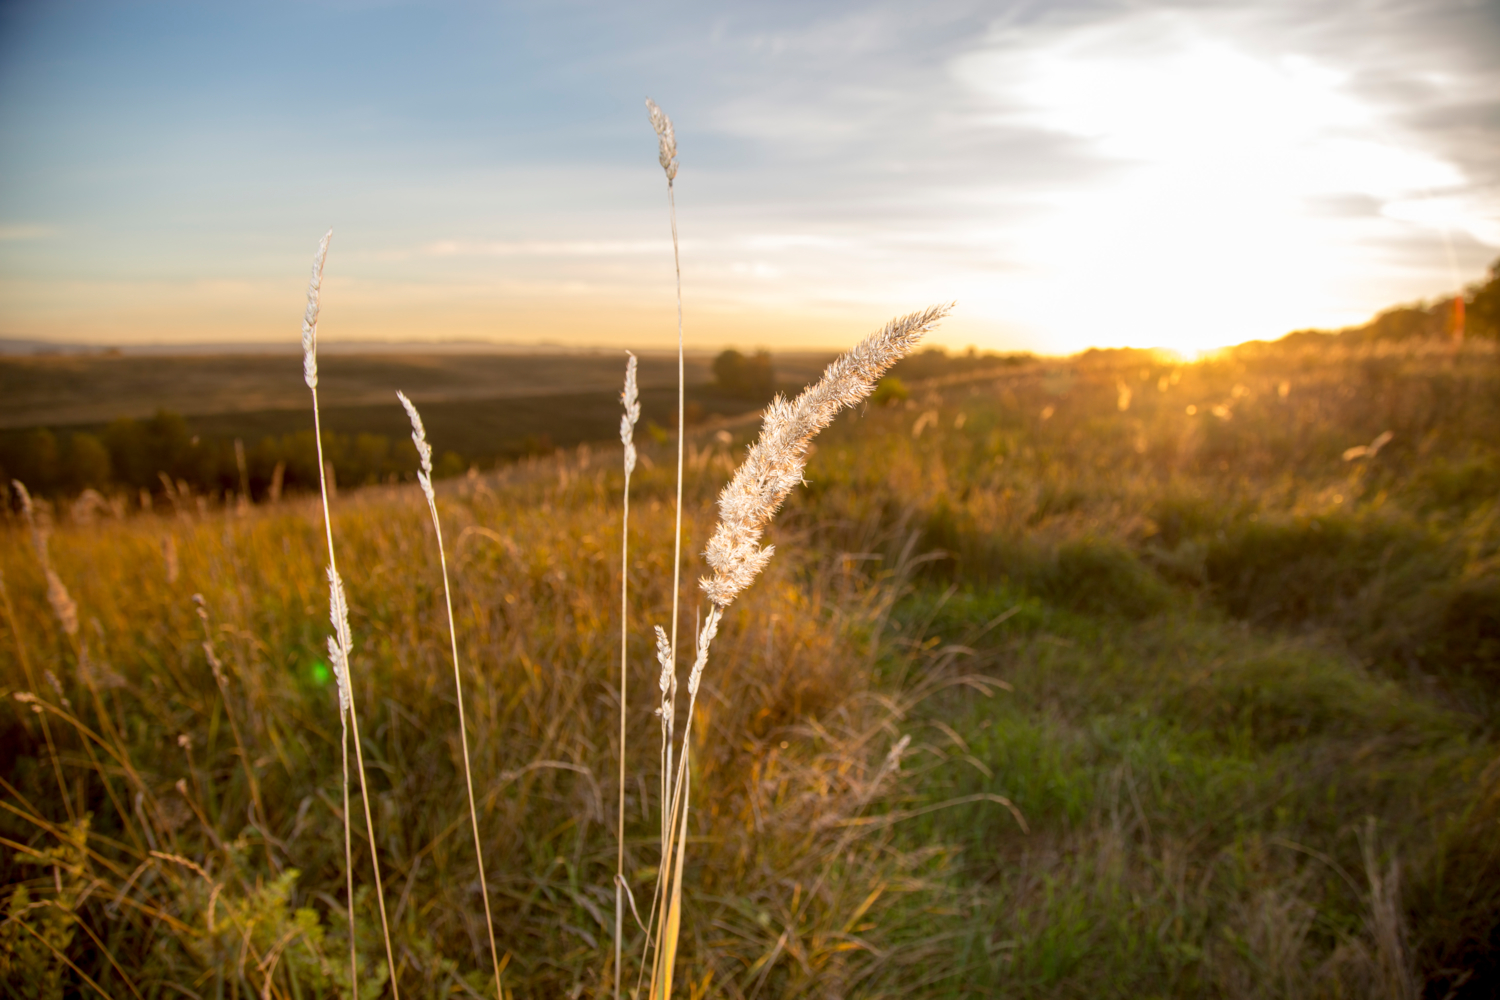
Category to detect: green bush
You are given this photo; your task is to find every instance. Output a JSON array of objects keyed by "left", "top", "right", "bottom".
[
  {"left": 871, "top": 376, "right": 909, "bottom": 406},
  {"left": 1037, "top": 538, "right": 1173, "bottom": 618},
  {"left": 1204, "top": 513, "right": 1447, "bottom": 628},
  {"left": 1168, "top": 650, "right": 1442, "bottom": 748}
]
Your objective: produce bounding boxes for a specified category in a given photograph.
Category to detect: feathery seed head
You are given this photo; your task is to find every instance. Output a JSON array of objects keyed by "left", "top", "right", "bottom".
[
  {"left": 12, "top": 480, "right": 32, "bottom": 518},
  {"left": 620, "top": 352, "right": 640, "bottom": 475},
  {"left": 326, "top": 635, "right": 350, "bottom": 714},
  {"left": 396, "top": 391, "right": 435, "bottom": 498},
  {"left": 45, "top": 569, "right": 77, "bottom": 638},
  {"left": 302, "top": 229, "right": 332, "bottom": 389},
  {"left": 687, "top": 606, "right": 722, "bottom": 696},
  {"left": 699, "top": 304, "right": 952, "bottom": 607},
  {"left": 654, "top": 625, "right": 673, "bottom": 696},
  {"left": 645, "top": 99, "right": 678, "bottom": 182},
  {"left": 326, "top": 565, "right": 353, "bottom": 662}
]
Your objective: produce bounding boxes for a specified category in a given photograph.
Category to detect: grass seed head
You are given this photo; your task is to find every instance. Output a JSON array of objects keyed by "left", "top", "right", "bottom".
[
  {"left": 45, "top": 569, "right": 77, "bottom": 638},
  {"left": 621, "top": 352, "right": 641, "bottom": 476},
  {"left": 326, "top": 635, "right": 350, "bottom": 714},
  {"left": 700, "top": 304, "right": 953, "bottom": 608},
  {"left": 654, "top": 625, "right": 673, "bottom": 698},
  {"left": 326, "top": 565, "right": 353, "bottom": 663},
  {"left": 687, "top": 606, "right": 722, "bottom": 696},
  {"left": 302, "top": 229, "right": 332, "bottom": 390},
  {"left": 645, "top": 99, "right": 678, "bottom": 181},
  {"left": 397, "top": 390, "right": 435, "bottom": 497}
]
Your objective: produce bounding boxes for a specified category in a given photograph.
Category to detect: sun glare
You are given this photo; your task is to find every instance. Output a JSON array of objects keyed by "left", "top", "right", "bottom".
[{"left": 953, "top": 15, "right": 1482, "bottom": 355}]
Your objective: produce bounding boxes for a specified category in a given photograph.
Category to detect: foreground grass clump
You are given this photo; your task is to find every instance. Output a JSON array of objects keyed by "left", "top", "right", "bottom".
[{"left": 3, "top": 336, "right": 1499, "bottom": 997}]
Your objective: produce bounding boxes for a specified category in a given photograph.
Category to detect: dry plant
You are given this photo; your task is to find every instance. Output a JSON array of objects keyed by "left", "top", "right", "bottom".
[
  {"left": 397, "top": 391, "right": 504, "bottom": 1000},
  {"left": 645, "top": 304, "right": 954, "bottom": 1000},
  {"left": 645, "top": 99, "right": 688, "bottom": 908},
  {"left": 302, "top": 230, "right": 399, "bottom": 995},
  {"left": 615, "top": 353, "right": 640, "bottom": 1000}
]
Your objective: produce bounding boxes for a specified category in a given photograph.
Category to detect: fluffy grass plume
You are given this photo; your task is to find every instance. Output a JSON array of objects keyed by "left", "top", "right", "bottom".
[
  {"left": 702, "top": 303, "right": 953, "bottom": 607},
  {"left": 650, "top": 303, "right": 953, "bottom": 1000},
  {"left": 398, "top": 390, "right": 504, "bottom": 1000}
]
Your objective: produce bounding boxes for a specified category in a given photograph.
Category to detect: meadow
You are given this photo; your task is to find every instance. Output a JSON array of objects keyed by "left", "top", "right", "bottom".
[
  {"left": 0, "top": 349, "right": 846, "bottom": 505},
  {"left": 2, "top": 333, "right": 1499, "bottom": 999}
]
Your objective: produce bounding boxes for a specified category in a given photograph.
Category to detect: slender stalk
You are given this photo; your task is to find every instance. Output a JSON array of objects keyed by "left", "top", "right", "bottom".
[
  {"left": 668, "top": 173, "right": 684, "bottom": 687},
  {"left": 194, "top": 603, "right": 269, "bottom": 856},
  {"left": 615, "top": 355, "right": 640, "bottom": 1000},
  {"left": 302, "top": 231, "right": 399, "bottom": 998},
  {"left": 645, "top": 102, "right": 685, "bottom": 992},
  {"left": 397, "top": 392, "right": 502, "bottom": 1000},
  {"left": 338, "top": 662, "right": 354, "bottom": 993}
]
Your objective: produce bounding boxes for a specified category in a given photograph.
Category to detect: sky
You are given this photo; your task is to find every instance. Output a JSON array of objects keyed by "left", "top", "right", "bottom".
[{"left": 0, "top": 0, "right": 1496, "bottom": 356}]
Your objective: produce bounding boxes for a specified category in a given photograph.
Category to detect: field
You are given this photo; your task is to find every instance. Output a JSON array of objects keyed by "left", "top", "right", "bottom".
[
  {"left": 0, "top": 349, "right": 846, "bottom": 502},
  {"left": 2, "top": 336, "right": 1499, "bottom": 998}
]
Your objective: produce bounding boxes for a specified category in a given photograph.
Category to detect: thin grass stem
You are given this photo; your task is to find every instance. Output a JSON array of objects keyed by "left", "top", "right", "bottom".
[
  {"left": 615, "top": 354, "right": 640, "bottom": 1000},
  {"left": 302, "top": 230, "right": 400, "bottom": 998},
  {"left": 397, "top": 390, "right": 503, "bottom": 1000}
]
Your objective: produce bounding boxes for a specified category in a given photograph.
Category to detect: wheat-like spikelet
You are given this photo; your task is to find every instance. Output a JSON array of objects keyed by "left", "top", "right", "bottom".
[
  {"left": 645, "top": 99, "right": 678, "bottom": 182},
  {"left": 397, "top": 392, "right": 435, "bottom": 493},
  {"left": 620, "top": 353, "right": 640, "bottom": 476},
  {"left": 397, "top": 389, "right": 503, "bottom": 1000},
  {"left": 302, "top": 230, "right": 330, "bottom": 390},
  {"left": 701, "top": 304, "right": 952, "bottom": 608},
  {"left": 325, "top": 567, "right": 353, "bottom": 714},
  {"left": 653, "top": 624, "right": 676, "bottom": 743},
  {"left": 12, "top": 479, "right": 80, "bottom": 638},
  {"left": 685, "top": 606, "right": 721, "bottom": 697}
]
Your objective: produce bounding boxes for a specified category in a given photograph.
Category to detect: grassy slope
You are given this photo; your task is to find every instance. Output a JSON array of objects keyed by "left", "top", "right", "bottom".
[
  {"left": 2, "top": 339, "right": 1498, "bottom": 998},
  {"left": 0, "top": 351, "right": 840, "bottom": 429}
]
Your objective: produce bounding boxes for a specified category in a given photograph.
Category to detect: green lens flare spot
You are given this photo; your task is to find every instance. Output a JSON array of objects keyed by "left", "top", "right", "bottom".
[{"left": 309, "top": 661, "right": 331, "bottom": 686}]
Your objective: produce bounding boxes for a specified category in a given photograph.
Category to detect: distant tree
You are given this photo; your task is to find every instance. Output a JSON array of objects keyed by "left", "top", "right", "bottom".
[
  {"left": 16, "top": 428, "right": 59, "bottom": 491},
  {"left": 1360, "top": 306, "right": 1438, "bottom": 342},
  {"left": 1467, "top": 256, "right": 1500, "bottom": 340},
  {"left": 712, "top": 349, "right": 776, "bottom": 400},
  {"left": 103, "top": 417, "right": 148, "bottom": 488},
  {"left": 63, "top": 432, "right": 111, "bottom": 490}
]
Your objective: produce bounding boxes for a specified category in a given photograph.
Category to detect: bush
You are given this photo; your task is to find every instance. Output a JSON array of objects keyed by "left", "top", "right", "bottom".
[
  {"left": 1037, "top": 538, "right": 1173, "bottom": 618},
  {"left": 1204, "top": 514, "right": 1447, "bottom": 628},
  {"left": 871, "top": 376, "right": 909, "bottom": 406},
  {"left": 712, "top": 348, "right": 776, "bottom": 400},
  {"left": 1168, "top": 650, "right": 1442, "bottom": 748},
  {"left": 1435, "top": 578, "right": 1500, "bottom": 685}
]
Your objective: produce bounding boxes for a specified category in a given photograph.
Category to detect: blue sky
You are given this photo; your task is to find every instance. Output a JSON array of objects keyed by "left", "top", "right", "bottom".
[{"left": 1, "top": 0, "right": 1496, "bottom": 354}]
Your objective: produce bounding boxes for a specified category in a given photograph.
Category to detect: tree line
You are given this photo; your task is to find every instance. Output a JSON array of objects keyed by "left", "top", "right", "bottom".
[{"left": 0, "top": 411, "right": 466, "bottom": 505}]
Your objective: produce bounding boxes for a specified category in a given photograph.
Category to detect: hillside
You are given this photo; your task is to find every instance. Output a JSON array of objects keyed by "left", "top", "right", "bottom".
[{"left": 1, "top": 334, "right": 1498, "bottom": 997}]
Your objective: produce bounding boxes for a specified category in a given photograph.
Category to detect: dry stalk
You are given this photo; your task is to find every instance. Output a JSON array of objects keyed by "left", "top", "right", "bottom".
[
  {"left": 398, "top": 390, "right": 504, "bottom": 1000},
  {"left": 302, "top": 230, "right": 399, "bottom": 997},
  {"left": 616, "top": 353, "right": 640, "bottom": 1000},
  {"left": 648, "top": 304, "right": 952, "bottom": 1000},
  {"left": 646, "top": 98, "right": 686, "bottom": 874}
]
